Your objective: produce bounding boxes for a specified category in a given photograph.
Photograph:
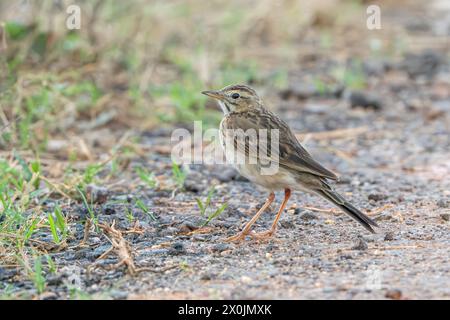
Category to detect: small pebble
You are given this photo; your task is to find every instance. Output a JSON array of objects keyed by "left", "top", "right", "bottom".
[
  {"left": 171, "top": 242, "right": 186, "bottom": 254},
  {"left": 299, "top": 211, "right": 317, "bottom": 220},
  {"left": 213, "top": 167, "right": 237, "bottom": 182},
  {"left": 240, "top": 276, "right": 252, "bottom": 284},
  {"left": 200, "top": 273, "right": 215, "bottom": 281},
  {"left": 440, "top": 213, "right": 449, "bottom": 221},
  {"left": 159, "top": 227, "right": 178, "bottom": 236},
  {"left": 210, "top": 243, "right": 231, "bottom": 253},
  {"left": 39, "top": 292, "right": 58, "bottom": 300},
  {"left": 178, "top": 221, "right": 198, "bottom": 233},
  {"left": 352, "top": 237, "right": 368, "bottom": 251},
  {"left": 385, "top": 289, "right": 402, "bottom": 300},
  {"left": 140, "top": 248, "right": 170, "bottom": 256},
  {"left": 110, "top": 290, "right": 128, "bottom": 300},
  {"left": 0, "top": 267, "right": 16, "bottom": 281},
  {"left": 384, "top": 232, "right": 395, "bottom": 241},
  {"left": 90, "top": 244, "right": 111, "bottom": 260},
  {"left": 436, "top": 199, "right": 449, "bottom": 208},
  {"left": 126, "top": 195, "right": 134, "bottom": 203},
  {"left": 200, "top": 274, "right": 211, "bottom": 281},
  {"left": 368, "top": 193, "right": 388, "bottom": 202},
  {"left": 183, "top": 172, "right": 205, "bottom": 193},
  {"left": 220, "top": 250, "right": 232, "bottom": 256},
  {"left": 103, "top": 206, "right": 116, "bottom": 215},
  {"left": 192, "top": 235, "right": 207, "bottom": 241},
  {"left": 340, "top": 254, "right": 354, "bottom": 260},
  {"left": 183, "top": 179, "right": 201, "bottom": 192},
  {"left": 86, "top": 184, "right": 109, "bottom": 204},
  {"left": 402, "top": 51, "right": 441, "bottom": 79},
  {"left": 67, "top": 207, "right": 90, "bottom": 220},
  {"left": 46, "top": 275, "right": 64, "bottom": 286},
  {"left": 349, "top": 91, "right": 382, "bottom": 110},
  {"left": 280, "top": 220, "right": 295, "bottom": 229}
]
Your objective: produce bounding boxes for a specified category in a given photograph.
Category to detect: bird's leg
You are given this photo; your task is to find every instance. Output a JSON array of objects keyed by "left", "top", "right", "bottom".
[
  {"left": 251, "top": 188, "right": 291, "bottom": 240},
  {"left": 224, "top": 192, "right": 275, "bottom": 243}
]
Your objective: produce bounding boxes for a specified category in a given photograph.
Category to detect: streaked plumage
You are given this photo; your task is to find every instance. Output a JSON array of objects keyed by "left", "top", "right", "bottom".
[{"left": 202, "top": 84, "right": 378, "bottom": 242}]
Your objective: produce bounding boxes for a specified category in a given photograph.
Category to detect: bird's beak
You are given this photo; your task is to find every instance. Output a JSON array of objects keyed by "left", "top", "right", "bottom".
[{"left": 201, "top": 90, "right": 224, "bottom": 100}]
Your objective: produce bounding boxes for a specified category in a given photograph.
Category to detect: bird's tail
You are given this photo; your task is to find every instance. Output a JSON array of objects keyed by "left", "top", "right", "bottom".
[{"left": 315, "top": 189, "right": 378, "bottom": 233}]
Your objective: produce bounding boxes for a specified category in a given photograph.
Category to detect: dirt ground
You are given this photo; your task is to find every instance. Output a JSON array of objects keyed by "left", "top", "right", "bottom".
[
  {"left": 1, "top": 1, "right": 449, "bottom": 300},
  {"left": 98, "top": 72, "right": 450, "bottom": 300}
]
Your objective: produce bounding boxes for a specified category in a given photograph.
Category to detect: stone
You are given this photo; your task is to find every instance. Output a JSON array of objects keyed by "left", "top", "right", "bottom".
[
  {"left": 349, "top": 91, "right": 382, "bottom": 110},
  {"left": 384, "top": 232, "right": 395, "bottom": 241},
  {"left": 437, "top": 199, "right": 449, "bottom": 208},
  {"left": 352, "top": 237, "right": 368, "bottom": 250},
  {"left": 86, "top": 184, "right": 109, "bottom": 204},
  {"left": 385, "top": 289, "right": 402, "bottom": 300},
  {"left": 368, "top": 193, "right": 388, "bottom": 202}
]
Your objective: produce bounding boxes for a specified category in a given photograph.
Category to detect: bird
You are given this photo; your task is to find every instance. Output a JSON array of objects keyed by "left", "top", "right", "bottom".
[{"left": 201, "top": 84, "right": 379, "bottom": 242}]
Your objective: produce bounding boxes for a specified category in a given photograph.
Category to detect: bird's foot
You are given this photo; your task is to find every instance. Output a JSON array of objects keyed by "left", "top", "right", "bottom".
[
  {"left": 249, "top": 229, "right": 276, "bottom": 241},
  {"left": 224, "top": 230, "right": 251, "bottom": 243}
]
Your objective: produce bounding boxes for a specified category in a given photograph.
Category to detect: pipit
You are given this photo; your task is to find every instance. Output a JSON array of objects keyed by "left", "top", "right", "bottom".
[{"left": 202, "top": 84, "right": 378, "bottom": 242}]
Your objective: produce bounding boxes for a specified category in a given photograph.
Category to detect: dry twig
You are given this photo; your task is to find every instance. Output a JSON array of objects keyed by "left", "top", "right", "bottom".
[{"left": 97, "top": 221, "right": 137, "bottom": 275}]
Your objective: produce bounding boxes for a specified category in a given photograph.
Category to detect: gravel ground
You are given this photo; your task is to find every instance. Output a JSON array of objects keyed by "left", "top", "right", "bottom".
[
  {"left": 4, "top": 52, "right": 449, "bottom": 299},
  {"left": 1, "top": 1, "right": 449, "bottom": 300}
]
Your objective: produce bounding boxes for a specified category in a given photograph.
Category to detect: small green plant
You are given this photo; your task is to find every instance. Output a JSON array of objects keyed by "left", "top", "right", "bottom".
[
  {"left": 179, "top": 260, "right": 190, "bottom": 272},
  {"left": 269, "top": 69, "right": 289, "bottom": 90},
  {"left": 45, "top": 255, "right": 57, "bottom": 274},
  {"left": 22, "top": 216, "right": 40, "bottom": 244},
  {"left": 60, "top": 80, "right": 102, "bottom": 110},
  {"left": 0, "top": 156, "right": 46, "bottom": 249},
  {"left": 27, "top": 255, "right": 46, "bottom": 295},
  {"left": 151, "top": 80, "right": 207, "bottom": 123},
  {"left": 313, "top": 78, "right": 326, "bottom": 96},
  {"left": 195, "top": 188, "right": 215, "bottom": 217},
  {"left": 48, "top": 213, "right": 59, "bottom": 244},
  {"left": 83, "top": 163, "right": 104, "bottom": 185},
  {"left": 125, "top": 207, "right": 134, "bottom": 223},
  {"left": 18, "top": 88, "right": 54, "bottom": 149},
  {"left": 331, "top": 62, "right": 366, "bottom": 90},
  {"left": 76, "top": 187, "right": 97, "bottom": 224},
  {"left": 0, "top": 284, "right": 15, "bottom": 300},
  {"left": 4, "top": 21, "right": 30, "bottom": 40},
  {"left": 68, "top": 288, "right": 94, "bottom": 300},
  {"left": 14, "top": 152, "right": 31, "bottom": 178},
  {"left": 195, "top": 188, "right": 228, "bottom": 227},
  {"left": 135, "top": 198, "right": 157, "bottom": 221},
  {"left": 219, "top": 61, "right": 260, "bottom": 85},
  {"left": 171, "top": 162, "right": 186, "bottom": 189},
  {"left": 135, "top": 166, "right": 158, "bottom": 188},
  {"left": 201, "top": 203, "right": 228, "bottom": 227},
  {"left": 47, "top": 205, "right": 67, "bottom": 244}
]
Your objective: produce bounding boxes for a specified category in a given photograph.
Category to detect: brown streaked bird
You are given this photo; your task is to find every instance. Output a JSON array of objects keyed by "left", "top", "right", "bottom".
[{"left": 202, "top": 84, "right": 378, "bottom": 242}]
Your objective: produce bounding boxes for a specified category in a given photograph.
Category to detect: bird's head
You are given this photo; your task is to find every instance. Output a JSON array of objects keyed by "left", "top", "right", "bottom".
[{"left": 202, "top": 84, "right": 263, "bottom": 114}]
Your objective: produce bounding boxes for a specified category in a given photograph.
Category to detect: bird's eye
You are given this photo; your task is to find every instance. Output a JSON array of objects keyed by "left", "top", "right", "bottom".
[{"left": 231, "top": 93, "right": 240, "bottom": 99}]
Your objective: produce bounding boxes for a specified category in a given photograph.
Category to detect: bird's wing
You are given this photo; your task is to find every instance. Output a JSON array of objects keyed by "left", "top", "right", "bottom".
[{"left": 223, "top": 110, "right": 338, "bottom": 180}]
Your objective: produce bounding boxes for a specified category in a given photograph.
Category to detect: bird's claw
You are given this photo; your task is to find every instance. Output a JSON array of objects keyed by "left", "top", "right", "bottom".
[
  {"left": 249, "top": 230, "right": 275, "bottom": 241},
  {"left": 224, "top": 227, "right": 278, "bottom": 243},
  {"left": 223, "top": 231, "right": 251, "bottom": 243}
]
